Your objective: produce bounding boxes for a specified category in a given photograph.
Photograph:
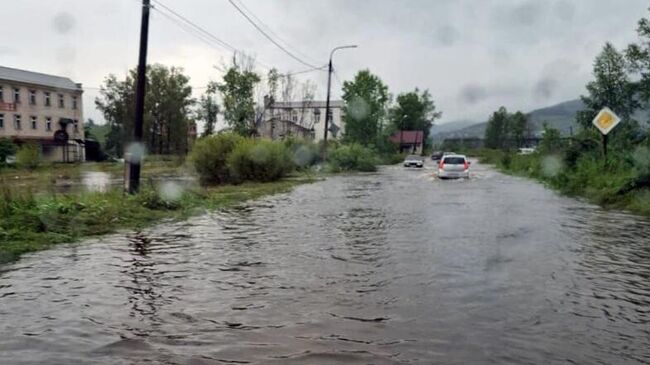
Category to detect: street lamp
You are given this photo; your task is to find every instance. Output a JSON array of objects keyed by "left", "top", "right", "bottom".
[{"left": 322, "top": 45, "right": 358, "bottom": 159}]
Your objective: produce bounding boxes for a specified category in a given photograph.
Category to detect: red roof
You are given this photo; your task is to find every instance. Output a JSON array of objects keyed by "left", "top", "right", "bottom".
[{"left": 389, "top": 130, "right": 423, "bottom": 144}]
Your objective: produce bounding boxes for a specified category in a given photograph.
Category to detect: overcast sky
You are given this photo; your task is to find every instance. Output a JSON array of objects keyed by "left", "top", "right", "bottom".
[{"left": 1, "top": 0, "right": 648, "bottom": 127}]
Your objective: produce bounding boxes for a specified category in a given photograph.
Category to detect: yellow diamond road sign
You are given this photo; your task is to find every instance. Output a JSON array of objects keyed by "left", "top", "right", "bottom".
[{"left": 592, "top": 107, "right": 621, "bottom": 135}]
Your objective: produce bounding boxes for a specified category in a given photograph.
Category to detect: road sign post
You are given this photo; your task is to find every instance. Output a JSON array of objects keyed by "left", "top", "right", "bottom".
[{"left": 592, "top": 107, "right": 621, "bottom": 160}]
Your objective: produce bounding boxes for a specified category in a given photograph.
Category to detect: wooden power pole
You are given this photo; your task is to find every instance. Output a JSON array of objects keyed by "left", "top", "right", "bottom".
[{"left": 125, "top": 0, "right": 150, "bottom": 194}]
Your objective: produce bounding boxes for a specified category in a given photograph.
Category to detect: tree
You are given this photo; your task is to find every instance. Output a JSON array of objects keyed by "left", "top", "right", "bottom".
[
  {"left": 341, "top": 70, "right": 390, "bottom": 146},
  {"left": 197, "top": 91, "right": 219, "bottom": 137},
  {"left": 578, "top": 43, "right": 640, "bottom": 149},
  {"left": 484, "top": 106, "right": 510, "bottom": 149},
  {"left": 212, "top": 55, "right": 261, "bottom": 136},
  {"left": 627, "top": 16, "right": 650, "bottom": 104},
  {"left": 95, "top": 64, "right": 194, "bottom": 156},
  {"left": 510, "top": 111, "right": 528, "bottom": 148},
  {"left": 539, "top": 123, "right": 563, "bottom": 154},
  {"left": 388, "top": 88, "right": 442, "bottom": 148}
]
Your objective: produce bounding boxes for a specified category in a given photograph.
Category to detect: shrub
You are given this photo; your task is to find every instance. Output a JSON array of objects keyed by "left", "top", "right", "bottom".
[
  {"left": 190, "top": 133, "right": 243, "bottom": 185},
  {"left": 16, "top": 143, "right": 40, "bottom": 170},
  {"left": 228, "top": 139, "right": 294, "bottom": 182},
  {"left": 327, "top": 143, "right": 378, "bottom": 172}
]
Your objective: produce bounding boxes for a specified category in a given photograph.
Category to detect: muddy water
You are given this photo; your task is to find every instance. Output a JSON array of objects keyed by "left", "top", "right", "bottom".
[{"left": 1, "top": 161, "right": 649, "bottom": 364}]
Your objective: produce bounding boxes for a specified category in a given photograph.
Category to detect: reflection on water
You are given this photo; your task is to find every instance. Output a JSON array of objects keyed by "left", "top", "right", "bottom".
[{"left": 0, "top": 162, "right": 649, "bottom": 364}]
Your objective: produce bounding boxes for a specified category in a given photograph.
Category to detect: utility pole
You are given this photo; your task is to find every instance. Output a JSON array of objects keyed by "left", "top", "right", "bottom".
[
  {"left": 322, "top": 58, "right": 333, "bottom": 160},
  {"left": 322, "top": 45, "right": 357, "bottom": 160},
  {"left": 125, "top": 0, "right": 150, "bottom": 194}
]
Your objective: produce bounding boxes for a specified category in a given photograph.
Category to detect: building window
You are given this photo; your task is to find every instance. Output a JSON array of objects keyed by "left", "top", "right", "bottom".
[
  {"left": 45, "top": 117, "right": 52, "bottom": 131},
  {"left": 0, "top": 114, "right": 4, "bottom": 129},
  {"left": 13, "top": 88, "right": 20, "bottom": 103},
  {"left": 313, "top": 108, "right": 321, "bottom": 123},
  {"left": 44, "top": 92, "right": 51, "bottom": 107},
  {"left": 58, "top": 94, "right": 65, "bottom": 108},
  {"left": 0, "top": 87, "right": 4, "bottom": 102},
  {"left": 31, "top": 116, "right": 37, "bottom": 130},
  {"left": 29, "top": 90, "right": 37, "bottom": 105},
  {"left": 14, "top": 114, "right": 21, "bottom": 130},
  {"left": 73, "top": 119, "right": 79, "bottom": 132},
  {"left": 72, "top": 96, "right": 78, "bottom": 110},
  {"left": 291, "top": 110, "right": 298, "bottom": 122}
]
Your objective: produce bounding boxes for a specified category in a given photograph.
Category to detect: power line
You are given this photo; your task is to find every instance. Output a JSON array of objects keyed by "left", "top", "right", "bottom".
[
  {"left": 228, "top": 0, "right": 320, "bottom": 69},
  {"left": 233, "top": 0, "right": 321, "bottom": 66},
  {"left": 151, "top": 0, "right": 237, "bottom": 52}
]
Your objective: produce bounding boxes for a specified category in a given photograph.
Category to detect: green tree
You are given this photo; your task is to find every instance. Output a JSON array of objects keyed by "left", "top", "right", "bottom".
[
  {"left": 0, "top": 138, "right": 16, "bottom": 167},
  {"left": 96, "top": 64, "right": 194, "bottom": 156},
  {"left": 510, "top": 111, "right": 529, "bottom": 148},
  {"left": 539, "top": 123, "right": 563, "bottom": 154},
  {"left": 484, "top": 106, "right": 510, "bottom": 149},
  {"left": 388, "top": 88, "right": 442, "bottom": 148},
  {"left": 341, "top": 70, "right": 390, "bottom": 146},
  {"left": 197, "top": 91, "right": 219, "bottom": 137},
  {"left": 212, "top": 55, "right": 261, "bottom": 136},
  {"left": 578, "top": 43, "right": 639, "bottom": 149}
]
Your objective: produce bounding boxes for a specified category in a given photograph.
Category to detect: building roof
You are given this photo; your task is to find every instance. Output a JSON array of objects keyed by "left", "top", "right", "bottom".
[
  {"left": 0, "top": 66, "right": 82, "bottom": 91},
  {"left": 389, "top": 130, "right": 424, "bottom": 144},
  {"left": 269, "top": 100, "right": 344, "bottom": 109}
]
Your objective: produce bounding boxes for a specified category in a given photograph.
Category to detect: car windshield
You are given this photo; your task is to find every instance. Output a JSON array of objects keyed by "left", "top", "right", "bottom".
[{"left": 2, "top": 2, "right": 650, "bottom": 364}]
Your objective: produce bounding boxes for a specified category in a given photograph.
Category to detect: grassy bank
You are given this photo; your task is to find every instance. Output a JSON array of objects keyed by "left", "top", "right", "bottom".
[
  {"left": 476, "top": 148, "right": 650, "bottom": 217},
  {"left": 0, "top": 177, "right": 314, "bottom": 264}
]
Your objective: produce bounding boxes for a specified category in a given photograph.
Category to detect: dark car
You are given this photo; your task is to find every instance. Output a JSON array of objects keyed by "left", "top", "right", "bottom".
[{"left": 431, "top": 151, "right": 443, "bottom": 161}]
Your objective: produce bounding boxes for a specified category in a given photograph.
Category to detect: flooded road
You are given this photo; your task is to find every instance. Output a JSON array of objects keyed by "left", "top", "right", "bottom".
[{"left": 1, "top": 161, "right": 649, "bottom": 364}]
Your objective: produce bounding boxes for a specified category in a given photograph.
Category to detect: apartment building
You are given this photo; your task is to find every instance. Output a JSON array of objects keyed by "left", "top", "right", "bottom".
[
  {"left": 0, "top": 66, "right": 84, "bottom": 162},
  {"left": 260, "top": 99, "right": 345, "bottom": 141}
]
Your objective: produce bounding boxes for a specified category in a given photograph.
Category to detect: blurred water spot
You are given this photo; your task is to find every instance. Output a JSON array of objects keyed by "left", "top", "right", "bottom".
[
  {"left": 82, "top": 172, "right": 111, "bottom": 193},
  {"left": 125, "top": 143, "right": 146, "bottom": 164},
  {"left": 436, "top": 25, "right": 459, "bottom": 46},
  {"left": 533, "top": 77, "right": 557, "bottom": 99},
  {"left": 159, "top": 181, "right": 183, "bottom": 202},
  {"left": 347, "top": 96, "right": 370, "bottom": 121},
  {"left": 554, "top": 0, "right": 575, "bottom": 22},
  {"left": 52, "top": 12, "right": 76, "bottom": 34},
  {"left": 250, "top": 145, "right": 269, "bottom": 164},
  {"left": 541, "top": 155, "right": 562, "bottom": 177},
  {"left": 293, "top": 145, "right": 314, "bottom": 167},
  {"left": 459, "top": 84, "right": 487, "bottom": 104}
]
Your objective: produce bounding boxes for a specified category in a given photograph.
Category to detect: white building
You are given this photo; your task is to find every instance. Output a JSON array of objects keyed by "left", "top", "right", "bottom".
[
  {"left": 0, "top": 66, "right": 85, "bottom": 162},
  {"left": 260, "top": 99, "right": 345, "bottom": 141}
]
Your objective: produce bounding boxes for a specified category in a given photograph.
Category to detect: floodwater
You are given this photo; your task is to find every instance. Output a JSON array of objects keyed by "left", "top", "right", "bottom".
[{"left": 1, "top": 161, "right": 649, "bottom": 364}]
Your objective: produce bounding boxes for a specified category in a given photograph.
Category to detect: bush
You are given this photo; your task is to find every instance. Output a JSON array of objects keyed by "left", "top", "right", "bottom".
[
  {"left": 327, "top": 143, "right": 378, "bottom": 172},
  {"left": 228, "top": 139, "right": 294, "bottom": 182},
  {"left": 190, "top": 133, "right": 243, "bottom": 185},
  {"left": 16, "top": 143, "right": 40, "bottom": 170}
]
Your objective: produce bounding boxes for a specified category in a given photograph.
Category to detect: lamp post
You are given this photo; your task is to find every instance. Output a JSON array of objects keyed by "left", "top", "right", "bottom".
[{"left": 322, "top": 45, "right": 357, "bottom": 160}]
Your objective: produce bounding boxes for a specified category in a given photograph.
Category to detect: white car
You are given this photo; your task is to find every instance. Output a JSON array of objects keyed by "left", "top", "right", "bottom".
[
  {"left": 438, "top": 154, "right": 470, "bottom": 179},
  {"left": 403, "top": 154, "right": 424, "bottom": 168}
]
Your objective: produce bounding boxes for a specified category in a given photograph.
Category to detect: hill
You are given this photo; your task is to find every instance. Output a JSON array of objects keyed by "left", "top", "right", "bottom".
[{"left": 432, "top": 99, "right": 586, "bottom": 141}]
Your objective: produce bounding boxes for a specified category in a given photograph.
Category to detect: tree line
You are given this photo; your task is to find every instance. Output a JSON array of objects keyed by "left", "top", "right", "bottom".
[{"left": 95, "top": 54, "right": 442, "bottom": 158}]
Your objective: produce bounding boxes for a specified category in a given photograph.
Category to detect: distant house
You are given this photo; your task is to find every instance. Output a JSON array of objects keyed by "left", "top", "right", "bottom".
[
  {"left": 259, "top": 97, "right": 345, "bottom": 141},
  {"left": 0, "top": 66, "right": 85, "bottom": 162},
  {"left": 390, "top": 130, "right": 424, "bottom": 154}
]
